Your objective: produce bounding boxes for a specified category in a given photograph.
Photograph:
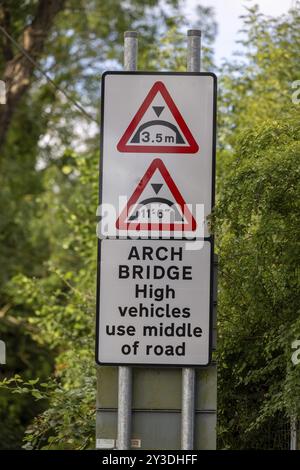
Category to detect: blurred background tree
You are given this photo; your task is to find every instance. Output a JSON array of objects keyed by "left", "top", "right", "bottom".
[
  {"left": 216, "top": 4, "right": 300, "bottom": 449},
  {"left": 0, "top": 0, "right": 216, "bottom": 450},
  {"left": 0, "top": 0, "right": 299, "bottom": 450}
]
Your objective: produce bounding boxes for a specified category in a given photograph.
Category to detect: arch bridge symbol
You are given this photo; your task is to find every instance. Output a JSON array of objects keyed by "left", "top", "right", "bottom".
[
  {"left": 131, "top": 119, "right": 185, "bottom": 145},
  {"left": 117, "top": 81, "right": 199, "bottom": 153}
]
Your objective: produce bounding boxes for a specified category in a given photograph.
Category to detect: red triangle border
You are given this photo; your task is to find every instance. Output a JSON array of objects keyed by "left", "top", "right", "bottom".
[
  {"left": 116, "top": 158, "right": 197, "bottom": 232},
  {"left": 117, "top": 81, "right": 199, "bottom": 154}
]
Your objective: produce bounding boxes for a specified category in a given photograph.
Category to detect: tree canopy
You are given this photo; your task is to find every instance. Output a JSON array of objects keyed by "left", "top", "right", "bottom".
[{"left": 0, "top": 0, "right": 299, "bottom": 450}]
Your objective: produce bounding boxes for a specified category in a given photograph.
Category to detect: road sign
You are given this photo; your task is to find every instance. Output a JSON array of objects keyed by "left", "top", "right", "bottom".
[
  {"left": 117, "top": 81, "right": 199, "bottom": 153},
  {"left": 96, "top": 239, "right": 213, "bottom": 366},
  {"left": 116, "top": 158, "right": 196, "bottom": 233},
  {"left": 99, "top": 72, "right": 216, "bottom": 239}
]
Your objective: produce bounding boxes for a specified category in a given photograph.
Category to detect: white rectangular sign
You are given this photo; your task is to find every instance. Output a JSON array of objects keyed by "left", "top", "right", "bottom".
[
  {"left": 99, "top": 72, "right": 216, "bottom": 239},
  {"left": 96, "top": 239, "right": 212, "bottom": 366}
]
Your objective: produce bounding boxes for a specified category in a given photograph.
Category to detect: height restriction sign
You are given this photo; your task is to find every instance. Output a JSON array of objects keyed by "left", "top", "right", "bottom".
[{"left": 99, "top": 72, "right": 217, "bottom": 239}]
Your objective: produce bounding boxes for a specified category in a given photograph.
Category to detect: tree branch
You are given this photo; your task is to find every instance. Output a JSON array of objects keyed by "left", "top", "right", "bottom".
[
  {"left": 0, "top": 2, "right": 13, "bottom": 61},
  {"left": 0, "top": 0, "right": 66, "bottom": 150}
]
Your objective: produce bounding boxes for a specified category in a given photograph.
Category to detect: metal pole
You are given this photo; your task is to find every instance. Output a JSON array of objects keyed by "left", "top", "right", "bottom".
[
  {"left": 124, "top": 31, "right": 138, "bottom": 71},
  {"left": 187, "top": 29, "right": 201, "bottom": 74},
  {"left": 117, "top": 366, "right": 132, "bottom": 449},
  {"left": 181, "top": 29, "right": 201, "bottom": 451},
  {"left": 117, "top": 31, "right": 138, "bottom": 451},
  {"left": 181, "top": 367, "right": 196, "bottom": 449},
  {"left": 290, "top": 416, "right": 297, "bottom": 450}
]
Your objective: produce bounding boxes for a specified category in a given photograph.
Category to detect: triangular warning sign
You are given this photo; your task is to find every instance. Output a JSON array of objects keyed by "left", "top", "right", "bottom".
[
  {"left": 116, "top": 158, "right": 197, "bottom": 232},
  {"left": 117, "top": 81, "right": 199, "bottom": 154}
]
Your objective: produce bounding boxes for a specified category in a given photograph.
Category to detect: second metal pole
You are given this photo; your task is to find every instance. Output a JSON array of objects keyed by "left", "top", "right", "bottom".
[
  {"left": 181, "top": 29, "right": 201, "bottom": 451},
  {"left": 117, "top": 30, "right": 138, "bottom": 451}
]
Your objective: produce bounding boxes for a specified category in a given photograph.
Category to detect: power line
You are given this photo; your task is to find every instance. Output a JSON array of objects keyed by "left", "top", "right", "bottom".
[{"left": 0, "top": 25, "right": 99, "bottom": 124}]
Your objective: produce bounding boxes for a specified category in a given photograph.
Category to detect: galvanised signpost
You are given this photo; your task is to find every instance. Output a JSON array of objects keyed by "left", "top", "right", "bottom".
[{"left": 96, "top": 30, "right": 217, "bottom": 451}]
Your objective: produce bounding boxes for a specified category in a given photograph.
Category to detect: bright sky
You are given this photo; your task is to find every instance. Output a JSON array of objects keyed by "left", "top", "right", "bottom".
[{"left": 184, "top": 0, "right": 296, "bottom": 65}]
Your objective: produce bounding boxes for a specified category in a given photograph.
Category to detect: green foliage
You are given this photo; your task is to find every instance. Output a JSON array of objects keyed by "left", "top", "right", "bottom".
[
  {"left": 218, "top": 4, "right": 300, "bottom": 150},
  {"left": 1, "top": 370, "right": 95, "bottom": 449},
  {"left": 1, "top": 0, "right": 299, "bottom": 451},
  {"left": 140, "top": 5, "right": 217, "bottom": 72},
  {"left": 0, "top": 0, "right": 189, "bottom": 450},
  {"left": 2, "top": 0, "right": 216, "bottom": 450},
  {"left": 216, "top": 115, "right": 300, "bottom": 448},
  {"left": 216, "top": 4, "right": 300, "bottom": 449},
  {"left": 1, "top": 144, "right": 98, "bottom": 448}
]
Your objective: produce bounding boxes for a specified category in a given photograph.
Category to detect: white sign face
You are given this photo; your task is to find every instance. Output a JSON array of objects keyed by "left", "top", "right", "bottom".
[
  {"left": 96, "top": 239, "right": 212, "bottom": 366},
  {"left": 99, "top": 72, "right": 216, "bottom": 239}
]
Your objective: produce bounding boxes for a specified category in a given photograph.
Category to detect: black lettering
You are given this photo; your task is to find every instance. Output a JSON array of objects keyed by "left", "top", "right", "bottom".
[
  {"left": 182, "top": 307, "right": 191, "bottom": 318},
  {"left": 118, "top": 306, "right": 128, "bottom": 316},
  {"left": 139, "top": 303, "right": 149, "bottom": 316},
  {"left": 143, "top": 246, "right": 153, "bottom": 260},
  {"left": 171, "top": 246, "right": 183, "bottom": 261},
  {"left": 154, "top": 287, "right": 164, "bottom": 301},
  {"left": 106, "top": 325, "right": 115, "bottom": 335},
  {"left": 117, "top": 325, "right": 126, "bottom": 335},
  {"left": 166, "top": 284, "right": 175, "bottom": 299},
  {"left": 128, "top": 306, "right": 138, "bottom": 317},
  {"left": 133, "top": 265, "right": 143, "bottom": 279},
  {"left": 135, "top": 284, "right": 147, "bottom": 298},
  {"left": 194, "top": 327, "right": 202, "bottom": 337},
  {"left": 105, "top": 324, "right": 136, "bottom": 336},
  {"left": 119, "top": 265, "right": 130, "bottom": 278},
  {"left": 145, "top": 342, "right": 186, "bottom": 356},
  {"left": 167, "top": 266, "right": 179, "bottom": 280},
  {"left": 156, "top": 246, "right": 168, "bottom": 261},
  {"left": 182, "top": 266, "right": 192, "bottom": 280},
  {"left": 143, "top": 325, "right": 158, "bottom": 336},
  {"left": 121, "top": 344, "right": 131, "bottom": 355},
  {"left": 156, "top": 307, "right": 165, "bottom": 317},
  {"left": 153, "top": 266, "right": 165, "bottom": 279},
  {"left": 127, "top": 325, "right": 136, "bottom": 336},
  {"left": 153, "top": 345, "right": 164, "bottom": 355},
  {"left": 176, "top": 342, "right": 185, "bottom": 356},
  {"left": 172, "top": 307, "right": 180, "bottom": 318},
  {"left": 165, "top": 345, "right": 174, "bottom": 356},
  {"left": 128, "top": 246, "right": 140, "bottom": 260},
  {"left": 164, "top": 323, "right": 175, "bottom": 336}
]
